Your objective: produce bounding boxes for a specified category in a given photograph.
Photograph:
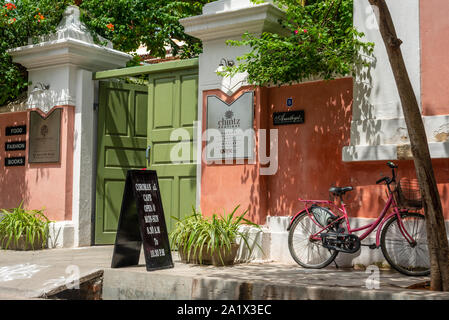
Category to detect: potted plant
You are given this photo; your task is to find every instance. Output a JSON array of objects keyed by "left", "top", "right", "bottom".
[
  {"left": 0, "top": 202, "right": 51, "bottom": 250},
  {"left": 169, "top": 205, "right": 260, "bottom": 266}
]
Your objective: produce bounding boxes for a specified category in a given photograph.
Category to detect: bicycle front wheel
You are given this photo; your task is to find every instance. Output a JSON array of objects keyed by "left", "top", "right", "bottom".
[
  {"left": 381, "top": 212, "right": 430, "bottom": 276},
  {"left": 288, "top": 211, "right": 338, "bottom": 269}
]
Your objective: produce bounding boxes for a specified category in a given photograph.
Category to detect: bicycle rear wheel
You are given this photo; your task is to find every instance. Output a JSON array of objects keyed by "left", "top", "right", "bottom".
[
  {"left": 288, "top": 211, "right": 338, "bottom": 269},
  {"left": 381, "top": 212, "right": 430, "bottom": 276}
]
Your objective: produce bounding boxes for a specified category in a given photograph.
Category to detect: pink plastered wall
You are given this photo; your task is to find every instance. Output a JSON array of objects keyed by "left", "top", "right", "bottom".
[
  {"left": 0, "top": 106, "right": 74, "bottom": 221},
  {"left": 200, "top": 78, "right": 449, "bottom": 225},
  {"left": 420, "top": 0, "right": 449, "bottom": 116},
  {"left": 200, "top": 87, "right": 269, "bottom": 224}
]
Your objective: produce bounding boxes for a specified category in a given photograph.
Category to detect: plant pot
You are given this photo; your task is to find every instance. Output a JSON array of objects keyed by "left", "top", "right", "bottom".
[
  {"left": 0, "top": 235, "right": 47, "bottom": 251},
  {"left": 179, "top": 243, "right": 239, "bottom": 266}
]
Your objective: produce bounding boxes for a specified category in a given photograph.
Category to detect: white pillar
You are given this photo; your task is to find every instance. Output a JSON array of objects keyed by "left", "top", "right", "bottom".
[
  {"left": 180, "top": 0, "right": 286, "bottom": 209},
  {"left": 8, "top": 6, "right": 131, "bottom": 247},
  {"left": 344, "top": 0, "right": 449, "bottom": 161}
]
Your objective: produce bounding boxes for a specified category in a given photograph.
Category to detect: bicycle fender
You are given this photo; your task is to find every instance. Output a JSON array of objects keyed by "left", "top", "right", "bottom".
[{"left": 286, "top": 209, "right": 308, "bottom": 231}]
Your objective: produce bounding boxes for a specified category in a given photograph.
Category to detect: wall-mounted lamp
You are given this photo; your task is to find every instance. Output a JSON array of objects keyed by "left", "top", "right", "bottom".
[
  {"left": 216, "top": 58, "right": 235, "bottom": 74},
  {"left": 218, "top": 58, "right": 235, "bottom": 68},
  {"left": 31, "top": 82, "right": 50, "bottom": 94}
]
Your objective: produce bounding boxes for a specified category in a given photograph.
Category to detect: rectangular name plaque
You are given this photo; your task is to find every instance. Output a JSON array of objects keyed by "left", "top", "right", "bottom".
[
  {"left": 29, "top": 109, "right": 61, "bottom": 163},
  {"left": 5, "top": 156, "right": 25, "bottom": 167},
  {"left": 5, "top": 141, "right": 26, "bottom": 151},
  {"left": 273, "top": 110, "right": 305, "bottom": 126},
  {"left": 111, "top": 170, "right": 174, "bottom": 271},
  {"left": 6, "top": 125, "right": 26, "bottom": 136},
  {"left": 206, "top": 91, "right": 255, "bottom": 160}
]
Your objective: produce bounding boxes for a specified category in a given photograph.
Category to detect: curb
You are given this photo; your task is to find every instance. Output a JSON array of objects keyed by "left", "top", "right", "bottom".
[{"left": 102, "top": 268, "right": 449, "bottom": 300}]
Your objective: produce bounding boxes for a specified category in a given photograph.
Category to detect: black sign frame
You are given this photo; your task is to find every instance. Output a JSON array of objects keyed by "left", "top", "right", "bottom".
[
  {"left": 5, "top": 156, "right": 25, "bottom": 167},
  {"left": 273, "top": 110, "right": 305, "bottom": 126},
  {"left": 6, "top": 125, "right": 26, "bottom": 136},
  {"left": 111, "top": 170, "right": 174, "bottom": 271},
  {"left": 5, "top": 141, "right": 26, "bottom": 151}
]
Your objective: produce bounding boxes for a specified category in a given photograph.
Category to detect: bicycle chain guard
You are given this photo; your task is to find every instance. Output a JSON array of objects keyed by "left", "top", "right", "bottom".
[{"left": 321, "top": 232, "right": 361, "bottom": 254}]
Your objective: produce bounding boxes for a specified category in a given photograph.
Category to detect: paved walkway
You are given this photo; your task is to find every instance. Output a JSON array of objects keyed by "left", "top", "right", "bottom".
[
  {"left": 0, "top": 246, "right": 447, "bottom": 300},
  {"left": 0, "top": 246, "right": 112, "bottom": 298}
]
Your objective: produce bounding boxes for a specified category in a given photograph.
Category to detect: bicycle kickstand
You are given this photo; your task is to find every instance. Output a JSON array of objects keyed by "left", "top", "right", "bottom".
[{"left": 333, "top": 259, "right": 339, "bottom": 269}]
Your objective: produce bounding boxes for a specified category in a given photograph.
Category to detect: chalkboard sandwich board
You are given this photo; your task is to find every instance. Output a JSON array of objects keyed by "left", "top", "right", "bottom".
[{"left": 111, "top": 170, "right": 174, "bottom": 271}]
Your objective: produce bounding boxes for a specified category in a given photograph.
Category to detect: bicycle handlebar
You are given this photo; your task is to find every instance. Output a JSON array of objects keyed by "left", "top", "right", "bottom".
[
  {"left": 387, "top": 161, "right": 398, "bottom": 169},
  {"left": 376, "top": 162, "right": 398, "bottom": 185},
  {"left": 376, "top": 176, "right": 389, "bottom": 184}
]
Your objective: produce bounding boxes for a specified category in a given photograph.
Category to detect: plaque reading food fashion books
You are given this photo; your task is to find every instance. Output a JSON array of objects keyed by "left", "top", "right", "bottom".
[
  {"left": 28, "top": 109, "right": 61, "bottom": 163},
  {"left": 111, "top": 170, "right": 174, "bottom": 271},
  {"left": 206, "top": 91, "right": 254, "bottom": 160}
]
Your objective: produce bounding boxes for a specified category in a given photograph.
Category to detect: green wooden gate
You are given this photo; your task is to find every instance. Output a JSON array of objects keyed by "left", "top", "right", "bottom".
[{"left": 94, "top": 59, "right": 198, "bottom": 244}]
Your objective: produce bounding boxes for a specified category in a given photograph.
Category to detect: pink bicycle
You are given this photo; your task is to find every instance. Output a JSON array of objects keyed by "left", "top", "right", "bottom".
[{"left": 287, "top": 162, "right": 430, "bottom": 276}]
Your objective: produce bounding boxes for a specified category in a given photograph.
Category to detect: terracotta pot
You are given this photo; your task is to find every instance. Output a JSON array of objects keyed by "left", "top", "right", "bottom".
[
  {"left": 179, "top": 243, "right": 239, "bottom": 266},
  {"left": 0, "top": 235, "right": 47, "bottom": 251}
]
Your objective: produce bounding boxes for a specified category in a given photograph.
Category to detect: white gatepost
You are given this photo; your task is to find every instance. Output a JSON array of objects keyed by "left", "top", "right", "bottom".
[
  {"left": 8, "top": 6, "right": 131, "bottom": 247},
  {"left": 180, "top": 0, "right": 286, "bottom": 213},
  {"left": 180, "top": 0, "right": 287, "bottom": 261}
]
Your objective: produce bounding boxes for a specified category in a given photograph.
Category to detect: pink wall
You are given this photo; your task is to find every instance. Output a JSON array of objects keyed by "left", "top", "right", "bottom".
[
  {"left": 0, "top": 106, "right": 74, "bottom": 221},
  {"left": 420, "top": 0, "right": 449, "bottom": 116},
  {"left": 201, "top": 78, "right": 449, "bottom": 225},
  {"left": 201, "top": 87, "right": 269, "bottom": 223}
]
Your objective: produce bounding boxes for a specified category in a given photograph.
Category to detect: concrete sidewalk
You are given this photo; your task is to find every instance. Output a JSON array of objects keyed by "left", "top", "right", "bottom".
[
  {"left": 0, "top": 246, "right": 113, "bottom": 298},
  {"left": 0, "top": 246, "right": 448, "bottom": 300}
]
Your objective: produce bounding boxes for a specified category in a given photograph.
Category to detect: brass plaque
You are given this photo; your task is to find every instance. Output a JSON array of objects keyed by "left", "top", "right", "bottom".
[{"left": 28, "top": 109, "right": 61, "bottom": 163}]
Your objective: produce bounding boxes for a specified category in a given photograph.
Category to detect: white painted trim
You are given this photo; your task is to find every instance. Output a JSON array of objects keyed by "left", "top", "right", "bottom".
[
  {"left": 8, "top": 38, "right": 131, "bottom": 71},
  {"left": 180, "top": 2, "right": 287, "bottom": 41}
]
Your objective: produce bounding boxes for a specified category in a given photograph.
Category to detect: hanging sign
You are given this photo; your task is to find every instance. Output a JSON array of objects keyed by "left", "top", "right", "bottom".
[
  {"left": 206, "top": 91, "right": 254, "bottom": 160},
  {"left": 111, "top": 170, "right": 174, "bottom": 271},
  {"left": 28, "top": 109, "right": 61, "bottom": 163},
  {"left": 6, "top": 125, "right": 26, "bottom": 136},
  {"left": 273, "top": 110, "right": 305, "bottom": 126}
]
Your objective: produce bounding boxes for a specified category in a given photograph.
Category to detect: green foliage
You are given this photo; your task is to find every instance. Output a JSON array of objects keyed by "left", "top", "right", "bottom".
[
  {"left": 169, "top": 205, "right": 260, "bottom": 265},
  {"left": 0, "top": 202, "right": 51, "bottom": 250},
  {"left": 0, "top": 0, "right": 71, "bottom": 106},
  {"left": 0, "top": 0, "right": 211, "bottom": 105},
  {"left": 79, "top": 0, "right": 209, "bottom": 59},
  {"left": 222, "top": 0, "right": 374, "bottom": 86}
]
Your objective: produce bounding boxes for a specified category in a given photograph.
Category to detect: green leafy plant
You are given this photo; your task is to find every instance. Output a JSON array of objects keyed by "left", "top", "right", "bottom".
[
  {"left": 221, "top": 0, "right": 374, "bottom": 86},
  {"left": 0, "top": 202, "right": 51, "bottom": 250},
  {"left": 169, "top": 205, "right": 261, "bottom": 265},
  {"left": 0, "top": 0, "right": 213, "bottom": 106}
]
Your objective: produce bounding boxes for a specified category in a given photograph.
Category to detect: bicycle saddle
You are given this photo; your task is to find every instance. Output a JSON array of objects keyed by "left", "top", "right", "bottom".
[{"left": 329, "top": 186, "right": 353, "bottom": 196}]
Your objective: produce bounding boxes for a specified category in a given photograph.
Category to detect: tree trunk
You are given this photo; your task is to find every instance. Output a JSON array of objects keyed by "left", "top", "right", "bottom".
[{"left": 368, "top": 0, "right": 449, "bottom": 291}]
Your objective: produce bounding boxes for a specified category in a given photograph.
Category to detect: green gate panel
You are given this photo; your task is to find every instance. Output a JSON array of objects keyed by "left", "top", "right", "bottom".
[
  {"left": 95, "top": 60, "right": 199, "bottom": 245},
  {"left": 147, "top": 65, "right": 198, "bottom": 234},
  {"left": 95, "top": 82, "right": 148, "bottom": 244}
]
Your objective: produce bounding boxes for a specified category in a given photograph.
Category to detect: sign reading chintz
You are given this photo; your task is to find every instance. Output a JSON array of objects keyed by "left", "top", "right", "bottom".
[
  {"left": 29, "top": 109, "right": 61, "bottom": 163},
  {"left": 273, "top": 110, "right": 305, "bottom": 126},
  {"left": 6, "top": 125, "right": 26, "bottom": 136},
  {"left": 206, "top": 91, "right": 254, "bottom": 160},
  {"left": 5, "top": 141, "right": 26, "bottom": 151},
  {"left": 5, "top": 156, "right": 25, "bottom": 167},
  {"left": 111, "top": 170, "right": 173, "bottom": 271}
]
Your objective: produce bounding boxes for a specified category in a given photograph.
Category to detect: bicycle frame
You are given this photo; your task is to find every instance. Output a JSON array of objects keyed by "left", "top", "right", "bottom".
[{"left": 296, "top": 192, "right": 416, "bottom": 248}]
